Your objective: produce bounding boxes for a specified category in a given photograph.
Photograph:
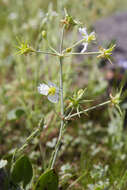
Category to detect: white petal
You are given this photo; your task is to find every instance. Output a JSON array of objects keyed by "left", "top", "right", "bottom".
[
  {"left": 48, "top": 93, "right": 59, "bottom": 103},
  {"left": 81, "top": 42, "right": 88, "bottom": 53},
  {"left": 79, "top": 27, "right": 88, "bottom": 36},
  {"left": 90, "top": 31, "right": 95, "bottom": 36},
  {"left": 48, "top": 81, "right": 56, "bottom": 87},
  {"left": 38, "top": 83, "right": 49, "bottom": 95}
]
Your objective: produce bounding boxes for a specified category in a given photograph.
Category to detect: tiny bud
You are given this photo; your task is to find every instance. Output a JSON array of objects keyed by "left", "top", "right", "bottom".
[
  {"left": 66, "top": 48, "right": 72, "bottom": 53},
  {"left": 42, "top": 30, "right": 47, "bottom": 39}
]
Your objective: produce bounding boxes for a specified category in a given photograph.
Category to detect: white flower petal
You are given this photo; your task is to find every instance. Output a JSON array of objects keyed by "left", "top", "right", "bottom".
[
  {"left": 90, "top": 31, "right": 95, "bottom": 36},
  {"left": 79, "top": 27, "right": 88, "bottom": 36},
  {"left": 48, "top": 81, "right": 57, "bottom": 87},
  {"left": 48, "top": 93, "right": 59, "bottom": 103},
  {"left": 81, "top": 42, "right": 88, "bottom": 53},
  {"left": 38, "top": 83, "right": 49, "bottom": 95}
]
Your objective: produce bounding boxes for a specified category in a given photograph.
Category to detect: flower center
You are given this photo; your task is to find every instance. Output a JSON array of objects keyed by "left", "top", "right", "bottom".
[
  {"left": 87, "top": 34, "right": 96, "bottom": 43},
  {"left": 48, "top": 87, "right": 56, "bottom": 95}
]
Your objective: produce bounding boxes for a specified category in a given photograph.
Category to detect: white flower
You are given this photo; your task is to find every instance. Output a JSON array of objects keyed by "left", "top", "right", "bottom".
[
  {"left": 0, "top": 160, "right": 7, "bottom": 169},
  {"left": 79, "top": 27, "right": 88, "bottom": 39},
  {"left": 79, "top": 27, "right": 96, "bottom": 53},
  {"left": 38, "top": 82, "right": 59, "bottom": 103}
]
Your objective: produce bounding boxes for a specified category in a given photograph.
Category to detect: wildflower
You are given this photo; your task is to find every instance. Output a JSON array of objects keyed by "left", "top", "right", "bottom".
[
  {"left": 16, "top": 38, "right": 35, "bottom": 55},
  {"left": 38, "top": 82, "right": 59, "bottom": 103},
  {"left": 61, "top": 9, "right": 80, "bottom": 30},
  {"left": 67, "top": 89, "right": 92, "bottom": 117},
  {"left": 97, "top": 44, "right": 116, "bottom": 59},
  {"left": 79, "top": 27, "right": 96, "bottom": 53},
  {"left": 109, "top": 91, "right": 122, "bottom": 115}
]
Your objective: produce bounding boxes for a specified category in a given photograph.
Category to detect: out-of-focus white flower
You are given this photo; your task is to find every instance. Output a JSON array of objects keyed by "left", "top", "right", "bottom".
[
  {"left": 0, "top": 160, "right": 7, "bottom": 169},
  {"left": 38, "top": 82, "right": 59, "bottom": 103},
  {"left": 38, "top": 10, "right": 44, "bottom": 18},
  {"left": 9, "top": 12, "right": 17, "bottom": 20},
  {"left": 79, "top": 27, "right": 96, "bottom": 53}
]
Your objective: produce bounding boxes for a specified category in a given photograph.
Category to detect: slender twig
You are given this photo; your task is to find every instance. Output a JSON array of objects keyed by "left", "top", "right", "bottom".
[
  {"left": 67, "top": 171, "right": 87, "bottom": 189},
  {"left": 36, "top": 50, "right": 58, "bottom": 56},
  {"left": 10, "top": 117, "right": 44, "bottom": 173},
  {"left": 49, "top": 26, "right": 65, "bottom": 169},
  {"left": 13, "top": 117, "right": 43, "bottom": 158},
  {"left": 17, "top": 117, "right": 44, "bottom": 155},
  {"left": 60, "top": 25, "right": 65, "bottom": 53},
  {"left": 65, "top": 100, "right": 111, "bottom": 120},
  {"left": 62, "top": 38, "right": 84, "bottom": 53},
  {"left": 46, "top": 38, "right": 59, "bottom": 54},
  {"left": 65, "top": 51, "right": 100, "bottom": 56}
]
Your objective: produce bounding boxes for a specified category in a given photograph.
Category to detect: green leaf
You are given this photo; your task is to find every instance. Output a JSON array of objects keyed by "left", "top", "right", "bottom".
[
  {"left": 11, "top": 155, "right": 33, "bottom": 188},
  {"left": 7, "top": 107, "right": 25, "bottom": 120},
  {"left": 34, "top": 169, "right": 58, "bottom": 190}
]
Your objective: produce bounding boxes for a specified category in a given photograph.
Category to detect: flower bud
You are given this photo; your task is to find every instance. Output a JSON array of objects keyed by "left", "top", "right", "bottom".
[
  {"left": 66, "top": 48, "right": 72, "bottom": 53},
  {"left": 42, "top": 30, "right": 47, "bottom": 39}
]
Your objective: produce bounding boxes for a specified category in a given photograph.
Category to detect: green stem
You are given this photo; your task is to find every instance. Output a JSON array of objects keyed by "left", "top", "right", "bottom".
[
  {"left": 36, "top": 50, "right": 58, "bottom": 56},
  {"left": 49, "top": 26, "right": 65, "bottom": 169},
  {"left": 63, "top": 38, "right": 84, "bottom": 53},
  {"left": 65, "top": 100, "right": 111, "bottom": 120},
  {"left": 50, "top": 58, "right": 65, "bottom": 169},
  {"left": 46, "top": 39, "right": 59, "bottom": 54},
  {"left": 11, "top": 117, "right": 44, "bottom": 173},
  {"left": 14, "top": 117, "right": 43, "bottom": 158},
  {"left": 65, "top": 51, "right": 100, "bottom": 56},
  {"left": 67, "top": 171, "right": 87, "bottom": 189}
]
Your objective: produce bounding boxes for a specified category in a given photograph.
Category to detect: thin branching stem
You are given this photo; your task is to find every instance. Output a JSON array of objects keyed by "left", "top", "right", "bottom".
[
  {"left": 50, "top": 26, "right": 65, "bottom": 169},
  {"left": 65, "top": 100, "right": 111, "bottom": 120},
  {"left": 11, "top": 117, "right": 44, "bottom": 172},
  {"left": 36, "top": 50, "right": 59, "bottom": 56},
  {"left": 46, "top": 39, "right": 59, "bottom": 54},
  {"left": 65, "top": 51, "right": 100, "bottom": 56},
  {"left": 62, "top": 38, "right": 84, "bottom": 53},
  {"left": 67, "top": 171, "right": 87, "bottom": 189}
]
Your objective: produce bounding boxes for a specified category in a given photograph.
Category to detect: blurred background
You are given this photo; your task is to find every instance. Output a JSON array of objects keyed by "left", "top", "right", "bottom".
[{"left": 0, "top": 0, "right": 127, "bottom": 189}]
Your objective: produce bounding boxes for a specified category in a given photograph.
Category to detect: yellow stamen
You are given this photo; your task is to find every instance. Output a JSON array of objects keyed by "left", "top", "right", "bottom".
[
  {"left": 88, "top": 34, "right": 96, "bottom": 43},
  {"left": 48, "top": 87, "right": 56, "bottom": 95}
]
